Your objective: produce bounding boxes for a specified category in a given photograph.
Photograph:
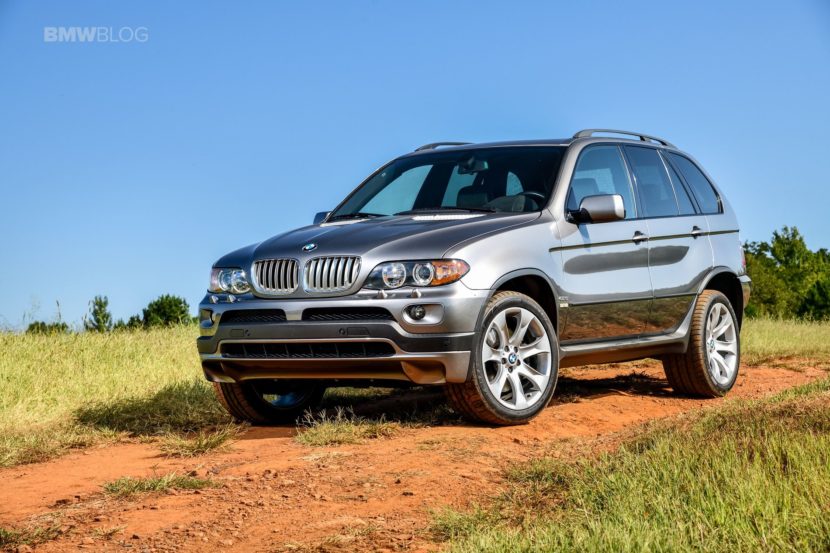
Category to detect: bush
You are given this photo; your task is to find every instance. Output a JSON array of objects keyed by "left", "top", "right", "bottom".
[
  {"left": 113, "top": 315, "right": 143, "bottom": 331},
  {"left": 25, "top": 321, "right": 69, "bottom": 334}
]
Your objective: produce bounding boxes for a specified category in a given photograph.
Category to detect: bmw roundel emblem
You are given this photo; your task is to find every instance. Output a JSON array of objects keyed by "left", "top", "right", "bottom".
[{"left": 302, "top": 243, "right": 318, "bottom": 252}]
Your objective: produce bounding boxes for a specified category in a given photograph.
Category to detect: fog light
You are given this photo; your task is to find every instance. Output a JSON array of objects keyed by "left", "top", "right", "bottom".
[{"left": 408, "top": 305, "right": 426, "bottom": 320}]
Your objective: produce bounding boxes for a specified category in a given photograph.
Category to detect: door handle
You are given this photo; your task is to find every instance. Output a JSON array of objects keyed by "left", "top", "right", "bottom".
[
  {"left": 632, "top": 231, "right": 649, "bottom": 244},
  {"left": 691, "top": 226, "right": 703, "bottom": 238}
]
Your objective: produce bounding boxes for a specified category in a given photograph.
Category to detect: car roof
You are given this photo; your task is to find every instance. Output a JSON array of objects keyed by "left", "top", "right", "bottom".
[
  {"left": 400, "top": 139, "right": 571, "bottom": 157},
  {"left": 403, "top": 130, "right": 679, "bottom": 157}
]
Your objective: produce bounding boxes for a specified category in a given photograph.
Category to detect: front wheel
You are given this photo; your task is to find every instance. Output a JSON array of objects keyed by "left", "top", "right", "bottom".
[
  {"left": 213, "top": 380, "right": 325, "bottom": 424},
  {"left": 446, "top": 291, "right": 559, "bottom": 425},
  {"left": 663, "top": 290, "right": 740, "bottom": 397}
]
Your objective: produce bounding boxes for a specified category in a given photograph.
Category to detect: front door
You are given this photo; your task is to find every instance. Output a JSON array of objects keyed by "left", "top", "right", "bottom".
[{"left": 556, "top": 144, "right": 653, "bottom": 343}]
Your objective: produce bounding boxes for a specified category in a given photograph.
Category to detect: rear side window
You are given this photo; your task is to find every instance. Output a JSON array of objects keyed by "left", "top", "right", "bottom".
[
  {"left": 666, "top": 153, "right": 721, "bottom": 214},
  {"left": 567, "top": 145, "right": 637, "bottom": 219},
  {"left": 624, "top": 146, "right": 679, "bottom": 218},
  {"left": 662, "top": 155, "right": 697, "bottom": 215}
]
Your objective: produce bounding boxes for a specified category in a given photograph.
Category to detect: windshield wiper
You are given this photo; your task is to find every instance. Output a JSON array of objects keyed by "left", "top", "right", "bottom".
[
  {"left": 327, "top": 212, "right": 386, "bottom": 221},
  {"left": 394, "top": 207, "right": 496, "bottom": 215}
]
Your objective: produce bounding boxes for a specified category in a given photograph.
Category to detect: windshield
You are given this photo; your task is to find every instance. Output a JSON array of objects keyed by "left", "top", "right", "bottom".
[{"left": 330, "top": 146, "right": 565, "bottom": 220}]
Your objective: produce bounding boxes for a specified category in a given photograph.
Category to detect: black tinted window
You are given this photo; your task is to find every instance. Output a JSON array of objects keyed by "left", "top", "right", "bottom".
[
  {"left": 624, "top": 146, "right": 679, "bottom": 218},
  {"left": 667, "top": 153, "right": 721, "bottom": 214},
  {"left": 662, "top": 154, "right": 697, "bottom": 215},
  {"left": 567, "top": 145, "right": 636, "bottom": 219}
]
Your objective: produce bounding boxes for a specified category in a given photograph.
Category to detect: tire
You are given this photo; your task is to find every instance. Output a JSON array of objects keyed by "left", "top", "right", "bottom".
[
  {"left": 213, "top": 379, "right": 325, "bottom": 424},
  {"left": 663, "top": 290, "right": 740, "bottom": 397},
  {"left": 446, "top": 291, "right": 559, "bottom": 425}
]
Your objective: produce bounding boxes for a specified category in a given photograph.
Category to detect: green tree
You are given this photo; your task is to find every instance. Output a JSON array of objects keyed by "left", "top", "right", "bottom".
[
  {"left": 142, "top": 295, "right": 191, "bottom": 327},
  {"left": 114, "top": 315, "right": 144, "bottom": 331},
  {"left": 744, "top": 226, "right": 830, "bottom": 319},
  {"left": 84, "top": 295, "right": 113, "bottom": 332},
  {"left": 797, "top": 276, "right": 830, "bottom": 320},
  {"left": 744, "top": 241, "right": 795, "bottom": 318}
]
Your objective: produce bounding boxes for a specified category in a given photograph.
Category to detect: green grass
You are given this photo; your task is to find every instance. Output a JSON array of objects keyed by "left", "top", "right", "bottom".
[
  {"left": 741, "top": 317, "right": 830, "bottom": 365},
  {"left": 158, "top": 424, "right": 242, "bottom": 457},
  {"left": 295, "top": 406, "right": 402, "bottom": 446},
  {"left": 0, "top": 326, "right": 231, "bottom": 467},
  {"left": 102, "top": 472, "right": 215, "bottom": 498},
  {"left": 0, "top": 524, "right": 60, "bottom": 549},
  {"left": 433, "top": 379, "right": 830, "bottom": 552}
]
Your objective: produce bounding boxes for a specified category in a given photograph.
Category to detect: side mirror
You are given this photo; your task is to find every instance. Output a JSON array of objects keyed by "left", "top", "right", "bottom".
[
  {"left": 571, "top": 194, "right": 625, "bottom": 224},
  {"left": 313, "top": 211, "right": 330, "bottom": 225}
]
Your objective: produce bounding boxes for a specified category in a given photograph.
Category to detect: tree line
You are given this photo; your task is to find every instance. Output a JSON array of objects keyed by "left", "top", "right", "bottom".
[{"left": 26, "top": 294, "right": 193, "bottom": 334}]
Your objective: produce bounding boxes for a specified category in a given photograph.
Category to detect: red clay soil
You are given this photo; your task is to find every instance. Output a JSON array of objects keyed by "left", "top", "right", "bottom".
[{"left": 1, "top": 360, "right": 825, "bottom": 552}]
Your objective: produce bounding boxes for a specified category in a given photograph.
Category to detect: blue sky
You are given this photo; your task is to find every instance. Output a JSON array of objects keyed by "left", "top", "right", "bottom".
[{"left": 1, "top": 0, "right": 828, "bottom": 328}]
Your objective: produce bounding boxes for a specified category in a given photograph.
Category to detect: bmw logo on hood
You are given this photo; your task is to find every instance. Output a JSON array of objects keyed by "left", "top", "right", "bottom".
[{"left": 302, "top": 243, "right": 318, "bottom": 252}]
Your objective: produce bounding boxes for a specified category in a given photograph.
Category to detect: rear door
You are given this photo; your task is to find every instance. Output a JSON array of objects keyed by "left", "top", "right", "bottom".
[
  {"left": 556, "top": 144, "right": 652, "bottom": 343},
  {"left": 622, "top": 146, "right": 713, "bottom": 335}
]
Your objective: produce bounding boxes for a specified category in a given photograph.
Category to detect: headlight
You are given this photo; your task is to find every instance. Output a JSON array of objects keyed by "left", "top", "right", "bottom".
[
  {"left": 364, "top": 260, "right": 469, "bottom": 289},
  {"left": 381, "top": 263, "right": 407, "bottom": 288},
  {"left": 209, "top": 268, "right": 251, "bottom": 294}
]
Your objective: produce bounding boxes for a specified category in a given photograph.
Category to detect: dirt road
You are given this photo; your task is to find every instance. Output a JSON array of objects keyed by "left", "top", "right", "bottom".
[{"left": 1, "top": 360, "right": 824, "bottom": 552}]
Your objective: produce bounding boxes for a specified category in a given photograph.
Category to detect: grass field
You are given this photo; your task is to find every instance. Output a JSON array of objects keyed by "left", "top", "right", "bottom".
[
  {"left": 0, "top": 326, "right": 229, "bottom": 466},
  {"left": 432, "top": 377, "right": 830, "bottom": 552},
  {"left": 0, "top": 318, "right": 828, "bottom": 467}
]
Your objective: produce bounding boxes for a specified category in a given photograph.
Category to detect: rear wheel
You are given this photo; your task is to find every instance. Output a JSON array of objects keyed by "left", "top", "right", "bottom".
[
  {"left": 663, "top": 290, "right": 740, "bottom": 397},
  {"left": 446, "top": 291, "right": 559, "bottom": 425},
  {"left": 213, "top": 380, "right": 325, "bottom": 424}
]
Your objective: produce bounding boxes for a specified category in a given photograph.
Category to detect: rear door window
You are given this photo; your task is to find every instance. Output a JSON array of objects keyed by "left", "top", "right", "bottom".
[
  {"left": 666, "top": 153, "right": 722, "bottom": 214},
  {"left": 624, "top": 146, "right": 679, "bottom": 218}
]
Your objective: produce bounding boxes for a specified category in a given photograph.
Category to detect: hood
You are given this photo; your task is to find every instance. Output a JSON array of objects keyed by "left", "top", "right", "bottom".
[{"left": 214, "top": 212, "right": 539, "bottom": 267}]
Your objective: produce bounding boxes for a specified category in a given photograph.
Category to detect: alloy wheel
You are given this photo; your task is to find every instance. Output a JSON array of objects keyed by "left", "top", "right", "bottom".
[
  {"left": 705, "top": 303, "right": 738, "bottom": 386},
  {"left": 482, "top": 307, "right": 553, "bottom": 410}
]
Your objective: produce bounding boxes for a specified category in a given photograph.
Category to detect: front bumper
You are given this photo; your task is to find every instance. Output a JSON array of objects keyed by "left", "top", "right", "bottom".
[{"left": 197, "top": 283, "right": 487, "bottom": 385}]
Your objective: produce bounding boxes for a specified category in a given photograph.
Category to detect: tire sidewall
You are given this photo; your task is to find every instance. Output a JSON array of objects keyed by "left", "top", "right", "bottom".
[
  {"left": 697, "top": 292, "right": 740, "bottom": 394},
  {"left": 471, "top": 292, "right": 559, "bottom": 422}
]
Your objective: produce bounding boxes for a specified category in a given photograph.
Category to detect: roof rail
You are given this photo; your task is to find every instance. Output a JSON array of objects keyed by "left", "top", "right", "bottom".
[
  {"left": 414, "top": 141, "right": 471, "bottom": 152},
  {"left": 572, "top": 129, "right": 676, "bottom": 149}
]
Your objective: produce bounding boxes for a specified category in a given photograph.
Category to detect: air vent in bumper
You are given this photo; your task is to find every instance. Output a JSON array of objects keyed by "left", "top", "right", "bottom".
[
  {"left": 302, "top": 307, "right": 394, "bottom": 321},
  {"left": 220, "top": 310, "right": 287, "bottom": 324},
  {"left": 221, "top": 341, "right": 395, "bottom": 359}
]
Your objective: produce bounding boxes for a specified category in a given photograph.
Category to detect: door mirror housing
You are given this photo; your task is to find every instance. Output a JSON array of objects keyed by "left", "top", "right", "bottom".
[
  {"left": 570, "top": 194, "right": 625, "bottom": 224},
  {"left": 313, "top": 211, "right": 330, "bottom": 225}
]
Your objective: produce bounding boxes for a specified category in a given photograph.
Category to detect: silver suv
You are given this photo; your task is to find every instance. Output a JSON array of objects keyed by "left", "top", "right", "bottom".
[{"left": 198, "top": 129, "right": 751, "bottom": 425}]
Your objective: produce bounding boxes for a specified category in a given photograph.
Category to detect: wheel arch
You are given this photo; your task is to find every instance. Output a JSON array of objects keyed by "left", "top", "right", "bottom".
[
  {"left": 699, "top": 268, "right": 744, "bottom": 328},
  {"left": 479, "top": 269, "right": 560, "bottom": 334}
]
